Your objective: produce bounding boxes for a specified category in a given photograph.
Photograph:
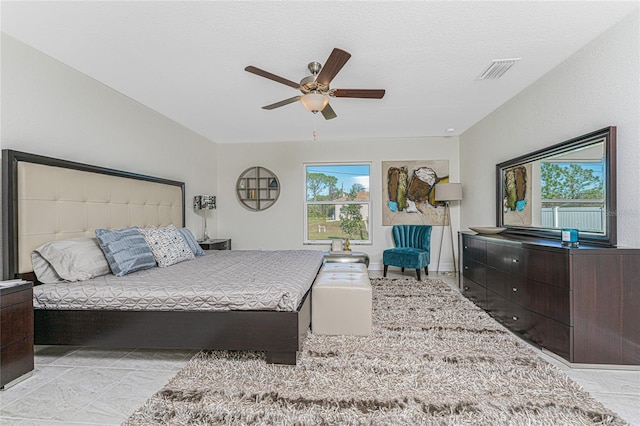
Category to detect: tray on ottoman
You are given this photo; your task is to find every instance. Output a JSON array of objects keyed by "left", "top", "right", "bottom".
[{"left": 323, "top": 251, "right": 370, "bottom": 267}]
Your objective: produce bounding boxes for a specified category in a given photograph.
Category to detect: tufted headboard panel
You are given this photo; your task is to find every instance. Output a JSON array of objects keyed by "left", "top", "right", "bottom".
[{"left": 2, "top": 150, "right": 185, "bottom": 278}]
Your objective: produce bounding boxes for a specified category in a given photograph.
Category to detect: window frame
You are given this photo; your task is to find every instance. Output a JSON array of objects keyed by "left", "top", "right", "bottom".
[{"left": 303, "top": 162, "right": 373, "bottom": 245}]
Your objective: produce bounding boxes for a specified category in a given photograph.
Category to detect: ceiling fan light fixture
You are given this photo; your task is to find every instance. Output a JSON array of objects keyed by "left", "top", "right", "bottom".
[{"left": 300, "top": 93, "right": 329, "bottom": 113}]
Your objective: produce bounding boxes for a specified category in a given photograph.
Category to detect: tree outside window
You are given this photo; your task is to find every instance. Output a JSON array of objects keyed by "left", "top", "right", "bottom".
[
  {"left": 541, "top": 162, "right": 604, "bottom": 204},
  {"left": 540, "top": 161, "right": 605, "bottom": 231}
]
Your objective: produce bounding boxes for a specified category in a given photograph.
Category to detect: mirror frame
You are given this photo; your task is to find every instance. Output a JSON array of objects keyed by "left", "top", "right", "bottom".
[{"left": 496, "top": 126, "right": 616, "bottom": 247}]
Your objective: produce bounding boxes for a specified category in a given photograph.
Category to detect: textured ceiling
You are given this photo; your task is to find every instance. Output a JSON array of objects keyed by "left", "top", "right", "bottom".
[{"left": 2, "top": 1, "right": 638, "bottom": 144}]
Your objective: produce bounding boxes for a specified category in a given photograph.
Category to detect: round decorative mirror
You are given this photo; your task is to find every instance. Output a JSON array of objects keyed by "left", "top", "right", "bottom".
[{"left": 236, "top": 166, "right": 280, "bottom": 211}]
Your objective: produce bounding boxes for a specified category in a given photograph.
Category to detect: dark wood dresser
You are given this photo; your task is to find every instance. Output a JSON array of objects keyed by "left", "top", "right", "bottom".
[
  {"left": 1, "top": 281, "right": 34, "bottom": 388},
  {"left": 459, "top": 232, "right": 639, "bottom": 365}
]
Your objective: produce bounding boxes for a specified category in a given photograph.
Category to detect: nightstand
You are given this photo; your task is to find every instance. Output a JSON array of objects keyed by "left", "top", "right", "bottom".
[
  {"left": 199, "top": 238, "right": 232, "bottom": 251},
  {"left": 1, "top": 281, "right": 34, "bottom": 389}
]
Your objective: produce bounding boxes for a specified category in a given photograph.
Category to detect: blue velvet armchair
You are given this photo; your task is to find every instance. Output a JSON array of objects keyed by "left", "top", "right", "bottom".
[{"left": 383, "top": 225, "right": 432, "bottom": 281}]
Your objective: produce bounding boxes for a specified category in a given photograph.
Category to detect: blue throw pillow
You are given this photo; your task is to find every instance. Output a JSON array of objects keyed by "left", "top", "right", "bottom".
[
  {"left": 177, "top": 227, "right": 206, "bottom": 256},
  {"left": 95, "top": 227, "right": 156, "bottom": 276}
]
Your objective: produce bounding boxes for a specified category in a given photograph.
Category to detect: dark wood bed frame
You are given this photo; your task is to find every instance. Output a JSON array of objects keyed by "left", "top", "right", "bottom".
[{"left": 2, "top": 150, "right": 312, "bottom": 365}]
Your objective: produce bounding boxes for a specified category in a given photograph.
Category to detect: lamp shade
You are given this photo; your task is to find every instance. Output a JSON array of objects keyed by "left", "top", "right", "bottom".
[
  {"left": 194, "top": 195, "right": 216, "bottom": 210},
  {"left": 434, "top": 183, "right": 462, "bottom": 201},
  {"left": 300, "top": 93, "right": 329, "bottom": 113}
]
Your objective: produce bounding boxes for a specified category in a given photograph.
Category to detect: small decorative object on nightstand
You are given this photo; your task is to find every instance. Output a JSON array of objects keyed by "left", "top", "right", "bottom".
[
  {"left": 198, "top": 238, "right": 232, "bottom": 251},
  {"left": 1, "top": 280, "right": 34, "bottom": 389}
]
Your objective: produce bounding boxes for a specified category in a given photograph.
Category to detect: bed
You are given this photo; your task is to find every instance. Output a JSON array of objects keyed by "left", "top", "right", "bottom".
[{"left": 2, "top": 150, "right": 322, "bottom": 365}]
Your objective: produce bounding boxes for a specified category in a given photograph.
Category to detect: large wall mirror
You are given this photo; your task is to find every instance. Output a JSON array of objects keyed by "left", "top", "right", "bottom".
[{"left": 496, "top": 127, "right": 616, "bottom": 247}]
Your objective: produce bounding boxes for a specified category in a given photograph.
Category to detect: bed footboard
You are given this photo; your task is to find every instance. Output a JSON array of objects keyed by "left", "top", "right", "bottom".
[{"left": 34, "top": 289, "right": 312, "bottom": 365}]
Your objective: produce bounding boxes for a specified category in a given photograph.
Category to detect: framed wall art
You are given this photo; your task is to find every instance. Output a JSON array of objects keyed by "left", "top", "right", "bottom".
[{"left": 382, "top": 160, "right": 449, "bottom": 226}]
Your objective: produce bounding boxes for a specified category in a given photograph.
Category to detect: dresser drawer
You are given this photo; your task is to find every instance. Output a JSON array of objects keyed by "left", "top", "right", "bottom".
[
  {"left": 486, "top": 242, "right": 523, "bottom": 275},
  {"left": 486, "top": 267, "right": 520, "bottom": 299},
  {"left": 0, "top": 336, "right": 34, "bottom": 386},
  {"left": 462, "top": 259, "right": 486, "bottom": 286},
  {"left": 527, "top": 310, "right": 571, "bottom": 361},
  {"left": 487, "top": 291, "right": 532, "bottom": 335},
  {"left": 462, "top": 235, "right": 486, "bottom": 264},
  {"left": 522, "top": 248, "right": 569, "bottom": 288},
  {"left": 487, "top": 293, "right": 570, "bottom": 360},
  {"left": 512, "top": 280, "right": 570, "bottom": 325},
  {"left": 1, "top": 302, "right": 34, "bottom": 347},
  {"left": 487, "top": 273, "right": 570, "bottom": 326},
  {"left": 0, "top": 286, "right": 32, "bottom": 308},
  {"left": 461, "top": 277, "right": 486, "bottom": 310}
]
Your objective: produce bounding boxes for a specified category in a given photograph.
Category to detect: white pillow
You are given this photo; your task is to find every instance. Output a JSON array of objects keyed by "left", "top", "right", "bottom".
[
  {"left": 32, "top": 236, "right": 111, "bottom": 283},
  {"left": 139, "top": 225, "right": 195, "bottom": 267},
  {"left": 31, "top": 252, "right": 64, "bottom": 284}
]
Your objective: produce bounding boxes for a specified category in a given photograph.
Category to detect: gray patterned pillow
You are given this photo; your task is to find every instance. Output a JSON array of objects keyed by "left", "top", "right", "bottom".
[
  {"left": 95, "top": 227, "right": 156, "bottom": 276},
  {"left": 139, "top": 225, "right": 195, "bottom": 267}
]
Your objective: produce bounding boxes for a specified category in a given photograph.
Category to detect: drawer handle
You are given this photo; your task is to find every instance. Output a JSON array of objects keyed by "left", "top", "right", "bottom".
[
  {"left": 512, "top": 259, "right": 519, "bottom": 263},
  {"left": 464, "top": 245, "right": 468, "bottom": 249},
  {"left": 512, "top": 316, "right": 519, "bottom": 321},
  {"left": 464, "top": 266, "right": 469, "bottom": 270},
  {"left": 464, "top": 286, "right": 470, "bottom": 291},
  {"left": 512, "top": 287, "right": 518, "bottom": 292}
]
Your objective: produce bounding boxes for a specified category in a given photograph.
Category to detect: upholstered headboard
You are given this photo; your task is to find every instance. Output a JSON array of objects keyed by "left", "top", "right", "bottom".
[{"left": 2, "top": 150, "right": 185, "bottom": 279}]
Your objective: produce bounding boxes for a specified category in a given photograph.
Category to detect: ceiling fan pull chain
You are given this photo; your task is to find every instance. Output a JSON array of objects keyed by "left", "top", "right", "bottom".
[{"left": 313, "top": 114, "right": 318, "bottom": 141}]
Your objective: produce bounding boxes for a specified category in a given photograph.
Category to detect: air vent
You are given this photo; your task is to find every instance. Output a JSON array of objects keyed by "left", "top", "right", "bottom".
[{"left": 477, "top": 58, "right": 521, "bottom": 80}]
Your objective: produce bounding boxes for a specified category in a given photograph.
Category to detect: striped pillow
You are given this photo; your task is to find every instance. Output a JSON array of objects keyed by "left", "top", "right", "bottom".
[
  {"left": 95, "top": 227, "right": 156, "bottom": 276},
  {"left": 177, "top": 227, "right": 206, "bottom": 256}
]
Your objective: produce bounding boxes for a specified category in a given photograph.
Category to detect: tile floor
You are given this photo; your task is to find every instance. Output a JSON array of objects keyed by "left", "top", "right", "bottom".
[
  {"left": 0, "top": 271, "right": 638, "bottom": 425},
  {"left": 0, "top": 346, "right": 196, "bottom": 425}
]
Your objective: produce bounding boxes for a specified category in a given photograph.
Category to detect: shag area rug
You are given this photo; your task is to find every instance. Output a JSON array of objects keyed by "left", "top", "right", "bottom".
[{"left": 125, "top": 278, "right": 624, "bottom": 425}]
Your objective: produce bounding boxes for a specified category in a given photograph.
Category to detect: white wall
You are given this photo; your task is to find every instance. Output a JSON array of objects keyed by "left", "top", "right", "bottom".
[
  {"left": 217, "top": 137, "right": 460, "bottom": 271},
  {"left": 1, "top": 34, "right": 219, "bottom": 277},
  {"left": 460, "top": 11, "right": 640, "bottom": 248}
]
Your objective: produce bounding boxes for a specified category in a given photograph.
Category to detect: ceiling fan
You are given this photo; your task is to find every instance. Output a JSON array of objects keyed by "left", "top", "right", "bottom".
[{"left": 245, "top": 48, "right": 385, "bottom": 120}]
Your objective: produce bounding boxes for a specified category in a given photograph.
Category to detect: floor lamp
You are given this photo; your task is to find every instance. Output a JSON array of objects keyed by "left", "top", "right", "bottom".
[
  {"left": 193, "top": 195, "right": 216, "bottom": 241},
  {"left": 435, "top": 183, "right": 463, "bottom": 274}
]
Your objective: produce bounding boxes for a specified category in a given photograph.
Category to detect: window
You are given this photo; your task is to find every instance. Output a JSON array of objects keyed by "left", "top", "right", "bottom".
[{"left": 304, "top": 163, "right": 371, "bottom": 244}]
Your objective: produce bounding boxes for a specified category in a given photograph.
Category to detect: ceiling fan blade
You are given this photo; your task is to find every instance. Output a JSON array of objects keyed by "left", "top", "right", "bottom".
[
  {"left": 333, "top": 89, "right": 386, "bottom": 99},
  {"left": 321, "top": 103, "right": 337, "bottom": 120},
  {"left": 245, "top": 66, "right": 300, "bottom": 89},
  {"left": 316, "top": 48, "right": 351, "bottom": 86},
  {"left": 262, "top": 96, "right": 301, "bottom": 110}
]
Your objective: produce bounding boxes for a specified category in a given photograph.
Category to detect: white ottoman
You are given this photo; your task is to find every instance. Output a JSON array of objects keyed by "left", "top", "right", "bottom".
[{"left": 312, "top": 271, "right": 372, "bottom": 336}]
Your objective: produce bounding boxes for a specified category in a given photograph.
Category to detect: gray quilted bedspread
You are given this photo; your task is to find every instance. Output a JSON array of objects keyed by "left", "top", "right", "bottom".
[{"left": 33, "top": 250, "right": 324, "bottom": 312}]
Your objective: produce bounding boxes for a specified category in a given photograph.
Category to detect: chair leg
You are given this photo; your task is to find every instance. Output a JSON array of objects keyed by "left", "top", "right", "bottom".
[
  {"left": 383, "top": 265, "right": 388, "bottom": 277},
  {"left": 425, "top": 266, "right": 429, "bottom": 276},
  {"left": 416, "top": 269, "right": 421, "bottom": 281}
]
